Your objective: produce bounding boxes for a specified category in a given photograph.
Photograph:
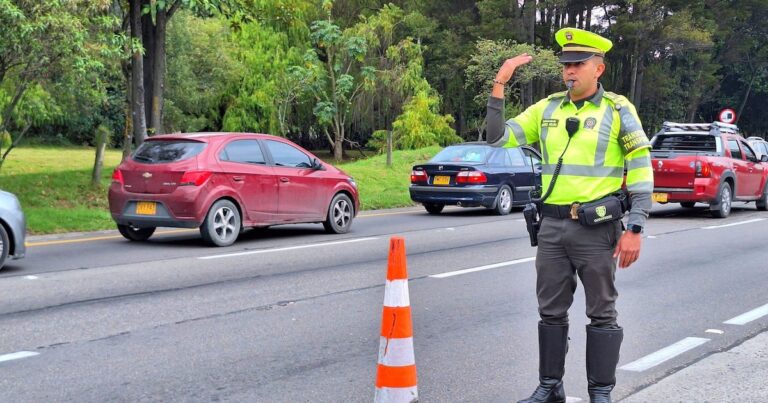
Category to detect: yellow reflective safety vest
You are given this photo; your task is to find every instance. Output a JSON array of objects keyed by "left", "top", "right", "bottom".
[{"left": 496, "top": 85, "right": 653, "bottom": 205}]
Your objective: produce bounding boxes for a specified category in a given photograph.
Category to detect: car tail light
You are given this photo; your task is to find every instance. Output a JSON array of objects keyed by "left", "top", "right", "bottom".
[
  {"left": 410, "top": 170, "right": 427, "bottom": 183},
  {"left": 180, "top": 171, "right": 212, "bottom": 186},
  {"left": 456, "top": 171, "right": 487, "bottom": 184},
  {"left": 111, "top": 169, "right": 124, "bottom": 185},
  {"left": 695, "top": 161, "right": 711, "bottom": 177}
]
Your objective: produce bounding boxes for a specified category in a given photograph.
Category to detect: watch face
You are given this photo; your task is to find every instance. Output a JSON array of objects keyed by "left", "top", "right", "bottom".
[{"left": 631, "top": 225, "right": 642, "bottom": 233}]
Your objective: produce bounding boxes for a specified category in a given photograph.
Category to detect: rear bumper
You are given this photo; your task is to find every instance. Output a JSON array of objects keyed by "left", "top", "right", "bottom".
[
  {"left": 409, "top": 185, "right": 499, "bottom": 207},
  {"left": 109, "top": 185, "right": 204, "bottom": 229},
  {"left": 654, "top": 178, "right": 719, "bottom": 202}
]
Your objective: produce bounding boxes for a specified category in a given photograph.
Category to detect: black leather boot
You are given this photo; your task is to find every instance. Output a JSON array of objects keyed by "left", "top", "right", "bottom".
[
  {"left": 586, "top": 325, "right": 623, "bottom": 403},
  {"left": 518, "top": 322, "right": 569, "bottom": 403}
]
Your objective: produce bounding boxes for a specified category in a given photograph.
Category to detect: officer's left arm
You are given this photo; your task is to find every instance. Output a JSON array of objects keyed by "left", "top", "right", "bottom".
[{"left": 615, "top": 102, "right": 653, "bottom": 268}]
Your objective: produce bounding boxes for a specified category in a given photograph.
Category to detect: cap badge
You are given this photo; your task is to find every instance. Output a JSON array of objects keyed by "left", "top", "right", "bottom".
[{"left": 565, "top": 31, "right": 573, "bottom": 41}]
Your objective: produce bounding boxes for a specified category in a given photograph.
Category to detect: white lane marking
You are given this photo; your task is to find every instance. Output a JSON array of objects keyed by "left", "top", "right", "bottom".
[
  {"left": 702, "top": 218, "right": 765, "bottom": 230},
  {"left": 429, "top": 257, "right": 535, "bottom": 279},
  {"left": 705, "top": 329, "right": 724, "bottom": 334},
  {"left": 24, "top": 275, "right": 38, "bottom": 280},
  {"left": 566, "top": 397, "right": 583, "bottom": 403},
  {"left": 0, "top": 351, "right": 39, "bottom": 363},
  {"left": 198, "top": 237, "right": 379, "bottom": 260},
  {"left": 445, "top": 228, "right": 455, "bottom": 231},
  {"left": 619, "top": 337, "right": 710, "bottom": 372},
  {"left": 724, "top": 303, "right": 768, "bottom": 325},
  {"left": 647, "top": 235, "right": 657, "bottom": 239}
]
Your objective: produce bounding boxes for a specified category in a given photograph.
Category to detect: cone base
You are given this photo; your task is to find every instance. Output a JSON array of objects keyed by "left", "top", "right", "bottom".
[{"left": 374, "top": 386, "right": 418, "bottom": 403}]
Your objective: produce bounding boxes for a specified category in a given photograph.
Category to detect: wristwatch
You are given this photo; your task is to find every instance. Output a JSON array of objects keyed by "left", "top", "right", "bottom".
[{"left": 628, "top": 224, "right": 643, "bottom": 234}]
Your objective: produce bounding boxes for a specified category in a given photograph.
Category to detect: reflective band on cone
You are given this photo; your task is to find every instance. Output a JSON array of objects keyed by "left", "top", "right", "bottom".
[{"left": 375, "top": 236, "right": 418, "bottom": 403}]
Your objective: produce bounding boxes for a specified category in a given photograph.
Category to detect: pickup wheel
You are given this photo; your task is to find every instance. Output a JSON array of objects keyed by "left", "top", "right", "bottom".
[
  {"left": 711, "top": 182, "right": 732, "bottom": 218},
  {"left": 757, "top": 184, "right": 768, "bottom": 211}
]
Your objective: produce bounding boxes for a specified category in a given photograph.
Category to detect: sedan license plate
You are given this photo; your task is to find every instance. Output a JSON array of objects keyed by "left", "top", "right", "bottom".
[
  {"left": 136, "top": 201, "right": 157, "bottom": 215},
  {"left": 433, "top": 175, "right": 450, "bottom": 185},
  {"left": 652, "top": 192, "right": 668, "bottom": 203}
]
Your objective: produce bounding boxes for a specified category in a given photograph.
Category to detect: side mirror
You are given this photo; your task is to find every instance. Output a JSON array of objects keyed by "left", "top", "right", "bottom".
[
  {"left": 761, "top": 155, "right": 768, "bottom": 163},
  {"left": 312, "top": 158, "right": 324, "bottom": 170}
]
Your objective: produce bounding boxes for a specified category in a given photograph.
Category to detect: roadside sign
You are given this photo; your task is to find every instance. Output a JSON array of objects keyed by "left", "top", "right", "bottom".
[{"left": 718, "top": 108, "right": 736, "bottom": 124}]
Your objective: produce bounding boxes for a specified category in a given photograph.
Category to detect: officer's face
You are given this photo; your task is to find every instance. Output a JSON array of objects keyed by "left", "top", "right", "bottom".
[{"left": 562, "top": 57, "right": 605, "bottom": 100}]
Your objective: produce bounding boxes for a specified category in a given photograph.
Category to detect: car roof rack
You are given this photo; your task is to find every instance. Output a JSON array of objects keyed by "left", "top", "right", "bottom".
[{"left": 661, "top": 121, "right": 740, "bottom": 136}]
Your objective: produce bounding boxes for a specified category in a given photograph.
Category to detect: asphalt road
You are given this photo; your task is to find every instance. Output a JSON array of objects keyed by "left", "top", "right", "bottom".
[{"left": 1, "top": 202, "right": 767, "bottom": 402}]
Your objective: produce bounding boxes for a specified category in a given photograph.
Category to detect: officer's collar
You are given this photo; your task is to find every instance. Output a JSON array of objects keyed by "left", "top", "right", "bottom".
[{"left": 563, "top": 82, "right": 603, "bottom": 108}]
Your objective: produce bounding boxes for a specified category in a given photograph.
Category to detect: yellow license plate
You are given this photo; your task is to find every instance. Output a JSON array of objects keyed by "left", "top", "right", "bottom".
[
  {"left": 136, "top": 201, "right": 157, "bottom": 215},
  {"left": 433, "top": 175, "right": 450, "bottom": 185},
  {"left": 652, "top": 193, "right": 668, "bottom": 203}
]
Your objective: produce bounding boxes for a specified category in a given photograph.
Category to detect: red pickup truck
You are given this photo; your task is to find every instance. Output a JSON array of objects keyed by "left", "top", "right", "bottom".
[{"left": 650, "top": 122, "right": 768, "bottom": 218}]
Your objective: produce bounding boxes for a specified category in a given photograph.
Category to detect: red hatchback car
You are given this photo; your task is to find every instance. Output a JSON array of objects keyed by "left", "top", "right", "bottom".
[{"left": 109, "top": 133, "right": 359, "bottom": 246}]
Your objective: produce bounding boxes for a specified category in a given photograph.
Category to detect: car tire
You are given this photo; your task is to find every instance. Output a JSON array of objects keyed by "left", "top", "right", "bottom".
[
  {"left": 0, "top": 224, "right": 9, "bottom": 270},
  {"left": 323, "top": 193, "right": 354, "bottom": 234},
  {"left": 117, "top": 224, "right": 156, "bottom": 241},
  {"left": 680, "top": 202, "right": 696, "bottom": 208},
  {"left": 757, "top": 183, "right": 768, "bottom": 211},
  {"left": 711, "top": 182, "right": 732, "bottom": 218},
  {"left": 424, "top": 203, "right": 444, "bottom": 214},
  {"left": 200, "top": 199, "right": 241, "bottom": 246},
  {"left": 493, "top": 185, "right": 514, "bottom": 215}
]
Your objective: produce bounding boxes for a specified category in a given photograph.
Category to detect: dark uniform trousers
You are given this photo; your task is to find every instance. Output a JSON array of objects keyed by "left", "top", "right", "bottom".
[{"left": 535, "top": 217, "right": 624, "bottom": 328}]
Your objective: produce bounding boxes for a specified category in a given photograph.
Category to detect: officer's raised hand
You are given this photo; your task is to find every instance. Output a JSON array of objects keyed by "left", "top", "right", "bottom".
[{"left": 494, "top": 53, "right": 534, "bottom": 85}]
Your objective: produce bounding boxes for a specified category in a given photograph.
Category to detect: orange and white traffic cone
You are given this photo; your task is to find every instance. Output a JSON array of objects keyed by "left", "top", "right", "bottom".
[{"left": 375, "top": 236, "right": 418, "bottom": 403}]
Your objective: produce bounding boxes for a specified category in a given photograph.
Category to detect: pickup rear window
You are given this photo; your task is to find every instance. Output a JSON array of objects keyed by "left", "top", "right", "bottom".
[{"left": 652, "top": 134, "right": 718, "bottom": 152}]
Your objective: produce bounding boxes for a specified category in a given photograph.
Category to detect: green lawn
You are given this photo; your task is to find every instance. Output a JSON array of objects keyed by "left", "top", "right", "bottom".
[{"left": 0, "top": 145, "right": 439, "bottom": 235}]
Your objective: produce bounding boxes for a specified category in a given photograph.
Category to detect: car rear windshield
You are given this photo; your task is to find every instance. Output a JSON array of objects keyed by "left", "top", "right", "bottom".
[
  {"left": 132, "top": 140, "right": 206, "bottom": 163},
  {"left": 652, "top": 134, "right": 719, "bottom": 152},
  {"left": 430, "top": 146, "right": 489, "bottom": 163}
]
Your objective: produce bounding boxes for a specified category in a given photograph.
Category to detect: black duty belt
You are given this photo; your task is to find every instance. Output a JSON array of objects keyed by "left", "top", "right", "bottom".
[{"left": 541, "top": 203, "right": 580, "bottom": 220}]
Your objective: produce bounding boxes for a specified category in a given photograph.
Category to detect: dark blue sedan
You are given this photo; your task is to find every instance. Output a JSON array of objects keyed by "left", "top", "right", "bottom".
[{"left": 409, "top": 142, "right": 542, "bottom": 215}]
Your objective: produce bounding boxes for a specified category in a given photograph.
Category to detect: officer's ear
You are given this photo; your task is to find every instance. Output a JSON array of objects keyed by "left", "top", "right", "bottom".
[{"left": 592, "top": 56, "right": 606, "bottom": 78}]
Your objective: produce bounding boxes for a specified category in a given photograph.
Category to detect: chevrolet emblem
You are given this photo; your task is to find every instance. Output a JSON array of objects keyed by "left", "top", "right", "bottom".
[
  {"left": 439, "top": 165, "right": 443, "bottom": 170},
  {"left": 142, "top": 172, "right": 152, "bottom": 179}
]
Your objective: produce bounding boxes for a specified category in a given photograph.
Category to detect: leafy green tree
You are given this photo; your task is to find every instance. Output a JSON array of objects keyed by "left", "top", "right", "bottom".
[
  {"left": 292, "top": 0, "right": 376, "bottom": 161},
  {"left": 0, "top": 0, "right": 119, "bottom": 170},
  {"left": 164, "top": 11, "right": 244, "bottom": 133}
]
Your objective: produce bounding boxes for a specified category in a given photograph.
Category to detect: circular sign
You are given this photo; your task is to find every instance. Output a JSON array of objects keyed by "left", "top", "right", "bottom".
[{"left": 718, "top": 108, "right": 736, "bottom": 124}]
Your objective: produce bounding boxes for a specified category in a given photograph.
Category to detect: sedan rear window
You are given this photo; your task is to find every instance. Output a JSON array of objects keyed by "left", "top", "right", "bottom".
[
  {"left": 132, "top": 140, "right": 206, "bottom": 164},
  {"left": 430, "top": 146, "right": 490, "bottom": 163}
]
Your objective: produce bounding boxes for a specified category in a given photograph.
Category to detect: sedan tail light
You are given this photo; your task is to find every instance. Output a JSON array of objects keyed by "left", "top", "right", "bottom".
[
  {"left": 111, "top": 169, "right": 124, "bottom": 185},
  {"left": 410, "top": 170, "right": 427, "bottom": 184},
  {"left": 456, "top": 171, "right": 487, "bottom": 184},
  {"left": 179, "top": 171, "right": 212, "bottom": 186}
]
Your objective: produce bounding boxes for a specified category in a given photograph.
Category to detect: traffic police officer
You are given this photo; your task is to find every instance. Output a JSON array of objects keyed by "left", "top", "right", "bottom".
[{"left": 486, "top": 28, "right": 653, "bottom": 403}]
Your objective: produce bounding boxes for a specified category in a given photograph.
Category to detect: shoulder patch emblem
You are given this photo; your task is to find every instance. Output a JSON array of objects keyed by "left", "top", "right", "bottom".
[{"left": 584, "top": 117, "right": 597, "bottom": 129}]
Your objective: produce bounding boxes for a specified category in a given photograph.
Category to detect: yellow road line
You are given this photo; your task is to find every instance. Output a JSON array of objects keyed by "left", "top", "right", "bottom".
[{"left": 25, "top": 229, "right": 195, "bottom": 247}]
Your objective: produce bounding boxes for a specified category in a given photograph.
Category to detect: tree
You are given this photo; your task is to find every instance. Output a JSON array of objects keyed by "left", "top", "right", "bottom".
[
  {"left": 0, "top": 0, "right": 119, "bottom": 170},
  {"left": 292, "top": 0, "right": 376, "bottom": 161}
]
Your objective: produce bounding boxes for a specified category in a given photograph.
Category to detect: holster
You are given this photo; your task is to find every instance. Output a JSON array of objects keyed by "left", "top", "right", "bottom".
[{"left": 523, "top": 202, "right": 541, "bottom": 247}]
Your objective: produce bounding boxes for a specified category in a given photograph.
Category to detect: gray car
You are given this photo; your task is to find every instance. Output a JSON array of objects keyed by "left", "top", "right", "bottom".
[{"left": 0, "top": 189, "right": 26, "bottom": 269}]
